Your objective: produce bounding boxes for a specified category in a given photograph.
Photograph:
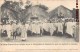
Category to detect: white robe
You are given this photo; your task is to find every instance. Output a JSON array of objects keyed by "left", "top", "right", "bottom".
[
  {"left": 25, "top": 24, "right": 29, "bottom": 31},
  {"left": 21, "top": 25, "right": 27, "bottom": 40},
  {"left": 31, "top": 24, "right": 36, "bottom": 33},
  {"left": 49, "top": 23, "right": 56, "bottom": 35},
  {"left": 57, "top": 23, "right": 63, "bottom": 34},
  {"left": 37, "top": 24, "right": 41, "bottom": 34},
  {"left": 66, "top": 22, "right": 76, "bottom": 37},
  {"left": 6, "top": 25, "right": 12, "bottom": 38},
  {"left": 42, "top": 23, "right": 50, "bottom": 32},
  {"left": 41, "top": 23, "right": 56, "bottom": 35}
]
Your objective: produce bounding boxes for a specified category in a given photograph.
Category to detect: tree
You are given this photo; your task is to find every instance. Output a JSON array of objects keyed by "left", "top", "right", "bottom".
[{"left": 38, "top": 4, "right": 48, "bottom": 10}]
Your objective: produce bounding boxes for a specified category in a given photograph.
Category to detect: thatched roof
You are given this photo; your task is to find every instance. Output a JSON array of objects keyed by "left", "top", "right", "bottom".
[{"left": 49, "top": 5, "right": 72, "bottom": 19}]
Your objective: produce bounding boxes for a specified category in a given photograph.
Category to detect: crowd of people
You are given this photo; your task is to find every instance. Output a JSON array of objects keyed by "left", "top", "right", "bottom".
[{"left": 0, "top": 18, "right": 78, "bottom": 41}]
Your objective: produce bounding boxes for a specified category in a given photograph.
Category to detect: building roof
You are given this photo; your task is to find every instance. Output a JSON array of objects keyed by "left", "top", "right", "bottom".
[{"left": 49, "top": 5, "right": 73, "bottom": 19}]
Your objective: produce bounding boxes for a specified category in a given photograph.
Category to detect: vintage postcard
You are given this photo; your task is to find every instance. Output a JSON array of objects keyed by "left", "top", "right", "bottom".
[{"left": 0, "top": 0, "right": 80, "bottom": 52}]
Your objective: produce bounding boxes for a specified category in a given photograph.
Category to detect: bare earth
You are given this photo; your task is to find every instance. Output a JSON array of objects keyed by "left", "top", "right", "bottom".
[{"left": 0, "top": 35, "right": 75, "bottom": 42}]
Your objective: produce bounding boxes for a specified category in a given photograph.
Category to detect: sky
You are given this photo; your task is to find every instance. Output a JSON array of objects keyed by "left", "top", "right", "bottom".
[{"left": 0, "top": 0, "right": 79, "bottom": 11}]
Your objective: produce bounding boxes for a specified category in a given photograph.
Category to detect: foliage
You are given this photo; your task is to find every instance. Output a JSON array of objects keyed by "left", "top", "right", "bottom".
[
  {"left": 38, "top": 4, "right": 48, "bottom": 10},
  {"left": 25, "top": 4, "right": 32, "bottom": 9}
]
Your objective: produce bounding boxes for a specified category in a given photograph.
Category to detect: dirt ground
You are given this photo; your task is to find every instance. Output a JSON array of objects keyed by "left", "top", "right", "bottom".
[{"left": 0, "top": 35, "right": 76, "bottom": 42}]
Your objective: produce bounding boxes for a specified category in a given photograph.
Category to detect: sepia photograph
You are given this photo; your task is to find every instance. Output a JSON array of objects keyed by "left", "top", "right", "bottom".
[{"left": 0, "top": 0, "right": 79, "bottom": 42}]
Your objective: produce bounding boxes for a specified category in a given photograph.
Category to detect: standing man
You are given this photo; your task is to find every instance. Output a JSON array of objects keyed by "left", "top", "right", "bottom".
[
  {"left": 6, "top": 22, "right": 12, "bottom": 40},
  {"left": 57, "top": 19, "right": 63, "bottom": 36},
  {"left": 65, "top": 19, "right": 76, "bottom": 37},
  {"left": 21, "top": 22, "right": 28, "bottom": 41},
  {"left": 12, "top": 21, "right": 17, "bottom": 40}
]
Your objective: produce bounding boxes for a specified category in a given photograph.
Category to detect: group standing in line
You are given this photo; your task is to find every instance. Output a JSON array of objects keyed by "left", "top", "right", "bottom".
[{"left": 0, "top": 19, "right": 77, "bottom": 41}]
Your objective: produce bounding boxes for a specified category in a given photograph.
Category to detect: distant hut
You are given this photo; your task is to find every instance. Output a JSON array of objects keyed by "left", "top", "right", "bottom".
[{"left": 49, "top": 5, "right": 73, "bottom": 21}]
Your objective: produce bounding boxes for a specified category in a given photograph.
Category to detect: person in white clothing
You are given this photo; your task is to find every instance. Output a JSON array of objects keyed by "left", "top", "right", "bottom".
[
  {"left": 31, "top": 23, "right": 36, "bottom": 33},
  {"left": 57, "top": 20, "right": 63, "bottom": 36},
  {"left": 21, "top": 22, "right": 28, "bottom": 41},
  {"left": 49, "top": 23, "right": 56, "bottom": 36},
  {"left": 65, "top": 19, "right": 76, "bottom": 37},
  {"left": 35, "top": 23, "right": 41, "bottom": 35},
  {"left": 6, "top": 23, "right": 12, "bottom": 39}
]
